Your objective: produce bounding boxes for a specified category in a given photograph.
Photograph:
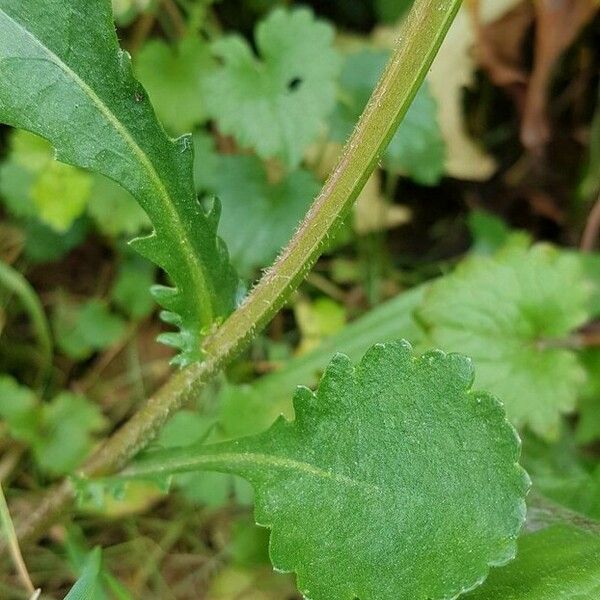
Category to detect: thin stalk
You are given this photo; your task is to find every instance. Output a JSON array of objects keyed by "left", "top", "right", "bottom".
[
  {"left": 0, "top": 483, "right": 37, "bottom": 595},
  {"left": 0, "top": 260, "right": 52, "bottom": 388},
  {"left": 10, "top": 0, "right": 462, "bottom": 546}
]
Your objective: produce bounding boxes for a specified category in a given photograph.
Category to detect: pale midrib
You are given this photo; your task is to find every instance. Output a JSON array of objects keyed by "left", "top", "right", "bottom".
[
  {"left": 131, "top": 451, "right": 380, "bottom": 493},
  {"left": 0, "top": 9, "right": 213, "bottom": 325}
]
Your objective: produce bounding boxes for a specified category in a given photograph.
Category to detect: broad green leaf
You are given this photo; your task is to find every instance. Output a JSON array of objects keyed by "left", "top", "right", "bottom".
[
  {"left": 64, "top": 547, "right": 103, "bottom": 600},
  {"left": 522, "top": 431, "right": 600, "bottom": 521},
  {"left": 331, "top": 49, "right": 445, "bottom": 185},
  {"left": 466, "top": 525, "right": 600, "bottom": 599},
  {"left": 205, "top": 7, "right": 341, "bottom": 167},
  {"left": 34, "top": 392, "right": 106, "bottom": 476},
  {"left": 124, "top": 341, "right": 529, "bottom": 600},
  {"left": 467, "top": 210, "right": 521, "bottom": 255},
  {"left": 0, "top": 0, "right": 239, "bottom": 365},
  {"left": 417, "top": 244, "right": 590, "bottom": 440},
  {"left": 135, "top": 37, "right": 214, "bottom": 134},
  {"left": 53, "top": 298, "right": 127, "bottom": 360},
  {"left": 211, "top": 155, "right": 320, "bottom": 274}
]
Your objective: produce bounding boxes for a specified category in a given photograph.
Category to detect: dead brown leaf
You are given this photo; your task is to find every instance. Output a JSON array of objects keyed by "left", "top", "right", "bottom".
[{"left": 523, "top": 0, "right": 598, "bottom": 151}]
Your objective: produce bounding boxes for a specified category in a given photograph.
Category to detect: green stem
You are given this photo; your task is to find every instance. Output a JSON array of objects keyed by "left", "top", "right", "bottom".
[
  {"left": 0, "top": 260, "right": 52, "bottom": 387},
  {"left": 12, "top": 0, "right": 462, "bottom": 545},
  {"left": 0, "top": 483, "right": 36, "bottom": 595}
]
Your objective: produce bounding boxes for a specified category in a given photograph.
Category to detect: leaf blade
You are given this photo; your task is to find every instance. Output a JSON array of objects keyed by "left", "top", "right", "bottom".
[
  {"left": 0, "top": 0, "right": 238, "bottom": 364},
  {"left": 121, "top": 341, "right": 530, "bottom": 600}
]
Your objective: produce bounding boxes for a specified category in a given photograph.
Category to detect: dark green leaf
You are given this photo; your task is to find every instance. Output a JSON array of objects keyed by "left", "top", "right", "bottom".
[
  {"left": 0, "top": 0, "right": 239, "bottom": 364},
  {"left": 466, "top": 525, "right": 600, "bottom": 599},
  {"left": 124, "top": 341, "right": 529, "bottom": 600}
]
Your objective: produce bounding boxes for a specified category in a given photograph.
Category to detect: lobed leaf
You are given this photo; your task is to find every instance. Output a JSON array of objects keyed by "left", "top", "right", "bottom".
[
  {"left": 123, "top": 341, "right": 529, "bottom": 600},
  {"left": 205, "top": 7, "right": 341, "bottom": 168},
  {"left": 417, "top": 243, "right": 590, "bottom": 440},
  {"left": 0, "top": 0, "right": 239, "bottom": 365}
]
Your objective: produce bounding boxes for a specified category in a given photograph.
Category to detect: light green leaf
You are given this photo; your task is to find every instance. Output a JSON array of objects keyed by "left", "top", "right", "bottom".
[
  {"left": 87, "top": 174, "right": 150, "bottom": 238},
  {"left": 111, "top": 256, "right": 155, "bottom": 319},
  {"left": 205, "top": 7, "right": 341, "bottom": 167},
  {"left": 0, "top": 0, "right": 239, "bottom": 364},
  {"left": 30, "top": 160, "right": 93, "bottom": 231},
  {"left": 331, "top": 49, "right": 445, "bottom": 185},
  {"left": 34, "top": 392, "right": 106, "bottom": 476},
  {"left": 0, "top": 129, "right": 93, "bottom": 229},
  {"left": 124, "top": 341, "right": 529, "bottom": 600},
  {"left": 53, "top": 297, "right": 127, "bottom": 360},
  {"left": 466, "top": 525, "right": 600, "bottom": 599},
  {"left": 417, "top": 244, "right": 590, "bottom": 440},
  {"left": 135, "top": 36, "right": 214, "bottom": 134},
  {"left": 64, "top": 547, "right": 103, "bottom": 600},
  {"left": 212, "top": 155, "right": 320, "bottom": 274},
  {"left": 0, "top": 375, "right": 38, "bottom": 443}
]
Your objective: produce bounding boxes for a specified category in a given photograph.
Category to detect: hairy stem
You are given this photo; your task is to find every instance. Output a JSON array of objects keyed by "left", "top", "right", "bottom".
[{"left": 11, "top": 0, "right": 462, "bottom": 546}]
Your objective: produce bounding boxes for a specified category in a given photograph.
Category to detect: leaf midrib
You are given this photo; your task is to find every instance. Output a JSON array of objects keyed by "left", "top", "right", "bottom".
[
  {"left": 130, "top": 450, "right": 380, "bottom": 492},
  {"left": 0, "top": 8, "right": 213, "bottom": 325}
]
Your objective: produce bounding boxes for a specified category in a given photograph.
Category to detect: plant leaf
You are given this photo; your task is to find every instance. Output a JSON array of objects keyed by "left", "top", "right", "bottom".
[
  {"left": 205, "top": 7, "right": 341, "bottom": 167},
  {"left": 135, "top": 36, "right": 214, "bottom": 134},
  {"left": 123, "top": 341, "right": 529, "bottom": 600},
  {"left": 0, "top": 0, "right": 239, "bottom": 365},
  {"left": 64, "top": 547, "right": 103, "bottom": 600},
  {"left": 417, "top": 243, "right": 590, "bottom": 440},
  {"left": 34, "top": 392, "right": 106, "bottom": 476},
  {"left": 87, "top": 174, "right": 150, "bottom": 238},
  {"left": 53, "top": 297, "right": 127, "bottom": 360},
  {"left": 465, "top": 525, "right": 600, "bottom": 599}
]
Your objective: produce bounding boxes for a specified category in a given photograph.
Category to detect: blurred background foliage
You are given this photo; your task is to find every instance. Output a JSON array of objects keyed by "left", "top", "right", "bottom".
[{"left": 0, "top": 0, "right": 599, "bottom": 598}]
